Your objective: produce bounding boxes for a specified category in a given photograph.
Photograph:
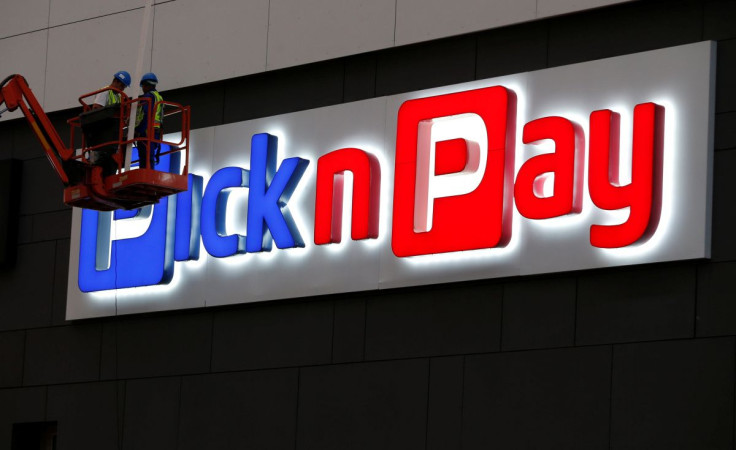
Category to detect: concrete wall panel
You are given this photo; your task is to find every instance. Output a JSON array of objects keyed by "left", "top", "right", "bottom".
[
  {"left": 45, "top": 9, "right": 152, "bottom": 111},
  {"left": 0, "top": 31, "right": 48, "bottom": 122},
  {"left": 0, "top": 0, "right": 49, "bottom": 39},
  {"left": 152, "top": 0, "right": 269, "bottom": 90},
  {"left": 267, "top": 0, "right": 396, "bottom": 70},
  {"left": 49, "top": 0, "right": 166, "bottom": 27},
  {"left": 537, "top": 0, "right": 633, "bottom": 18},
  {"left": 395, "top": 0, "right": 535, "bottom": 46},
  {"left": 3, "top": 0, "right": 644, "bottom": 118}
]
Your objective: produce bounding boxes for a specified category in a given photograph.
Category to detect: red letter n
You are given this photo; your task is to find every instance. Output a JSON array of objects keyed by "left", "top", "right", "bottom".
[{"left": 314, "top": 148, "right": 381, "bottom": 245}]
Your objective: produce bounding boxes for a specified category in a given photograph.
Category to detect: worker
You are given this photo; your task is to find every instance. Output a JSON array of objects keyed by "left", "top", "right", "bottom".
[
  {"left": 83, "top": 70, "right": 131, "bottom": 176},
  {"left": 135, "top": 72, "right": 164, "bottom": 169},
  {"left": 91, "top": 70, "right": 131, "bottom": 109}
]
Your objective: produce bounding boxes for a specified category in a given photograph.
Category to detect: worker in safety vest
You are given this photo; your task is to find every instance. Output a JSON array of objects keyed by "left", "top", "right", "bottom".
[
  {"left": 91, "top": 70, "right": 131, "bottom": 109},
  {"left": 134, "top": 72, "right": 164, "bottom": 169}
]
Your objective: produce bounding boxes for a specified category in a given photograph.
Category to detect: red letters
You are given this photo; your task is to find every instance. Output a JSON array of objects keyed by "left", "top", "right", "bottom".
[
  {"left": 313, "top": 87, "right": 665, "bottom": 256},
  {"left": 588, "top": 103, "right": 664, "bottom": 248},
  {"left": 391, "top": 86, "right": 516, "bottom": 257},
  {"left": 514, "top": 116, "right": 585, "bottom": 219},
  {"left": 314, "top": 148, "right": 381, "bottom": 245}
]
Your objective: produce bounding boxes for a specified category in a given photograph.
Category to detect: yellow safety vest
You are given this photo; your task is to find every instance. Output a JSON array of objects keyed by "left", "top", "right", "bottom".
[
  {"left": 106, "top": 87, "right": 120, "bottom": 105},
  {"left": 136, "top": 90, "right": 164, "bottom": 129}
]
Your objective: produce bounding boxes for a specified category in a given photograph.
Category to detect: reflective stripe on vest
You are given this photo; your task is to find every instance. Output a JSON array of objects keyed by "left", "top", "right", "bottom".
[
  {"left": 135, "top": 90, "right": 164, "bottom": 129},
  {"left": 106, "top": 88, "right": 120, "bottom": 105},
  {"left": 152, "top": 90, "right": 164, "bottom": 128}
]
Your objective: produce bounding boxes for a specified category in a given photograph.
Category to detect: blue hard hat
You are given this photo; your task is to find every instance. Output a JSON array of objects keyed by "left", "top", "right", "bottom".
[
  {"left": 114, "top": 70, "right": 131, "bottom": 87},
  {"left": 140, "top": 72, "right": 158, "bottom": 87}
]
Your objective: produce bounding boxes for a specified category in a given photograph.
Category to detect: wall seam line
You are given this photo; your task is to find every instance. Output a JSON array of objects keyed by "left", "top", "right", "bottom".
[
  {"left": 392, "top": 0, "right": 398, "bottom": 46},
  {"left": 608, "top": 345, "right": 614, "bottom": 450},
  {"left": 458, "top": 356, "right": 466, "bottom": 449},
  {"left": 119, "top": 379, "right": 127, "bottom": 450},
  {"left": 208, "top": 313, "right": 215, "bottom": 372},
  {"left": 362, "top": 296, "right": 368, "bottom": 360},
  {"left": 294, "top": 368, "right": 301, "bottom": 450},
  {"left": 0, "top": 28, "right": 49, "bottom": 40},
  {"left": 731, "top": 338, "right": 736, "bottom": 450},
  {"left": 175, "top": 376, "right": 183, "bottom": 450},
  {"left": 265, "top": 0, "right": 272, "bottom": 71},
  {"left": 330, "top": 300, "right": 336, "bottom": 363},
  {"left": 573, "top": 276, "right": 579, "bottom": 345},
  {"left": 150, "top": 2, "right": 156, "bottom": 72},
  {"left": 20, "top": 330, "right": 28, "bottom": 388},
  {"left": 693, "top": 265, "right": 699, "bottom": 337},
  {"left": 43, "top": 0, "right": 51, "bottom": 109},
  {"left": 424, "top": 358, "right": 431, "bottom": 450},
  {"left": 43, "top": 1, "right": 176, "bottom": 32},
  {"left": 44, "top": 381, "right": 49, "bottom": 421}
]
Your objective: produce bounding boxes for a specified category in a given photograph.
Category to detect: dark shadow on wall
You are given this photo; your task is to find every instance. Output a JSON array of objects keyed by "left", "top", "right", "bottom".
[{"left": 0, "top": 159, "right": 22, "bottom": 269}]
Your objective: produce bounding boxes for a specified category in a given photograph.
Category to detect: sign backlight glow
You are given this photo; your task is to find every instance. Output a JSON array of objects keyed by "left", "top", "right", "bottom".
[{"left": 67, "top": 42, "right": 715, "bottom": 319}]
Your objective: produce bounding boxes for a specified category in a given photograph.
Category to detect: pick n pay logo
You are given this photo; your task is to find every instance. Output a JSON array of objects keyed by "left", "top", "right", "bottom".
[
  {"left": 78, "top": 135, "right": 308, "bottom": 292},
  {"left": 79, "top": 85, "right": 666, "bottom": 292}
]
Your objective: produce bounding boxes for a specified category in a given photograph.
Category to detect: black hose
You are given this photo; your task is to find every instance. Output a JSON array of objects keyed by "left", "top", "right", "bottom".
[{"left": 0, "top": 74, "right": 20, "bottom": 88}]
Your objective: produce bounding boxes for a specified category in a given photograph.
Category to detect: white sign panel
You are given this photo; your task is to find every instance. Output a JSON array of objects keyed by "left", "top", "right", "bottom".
[{"left": 67, "top": 42, "right": 715, "bottom": 319}]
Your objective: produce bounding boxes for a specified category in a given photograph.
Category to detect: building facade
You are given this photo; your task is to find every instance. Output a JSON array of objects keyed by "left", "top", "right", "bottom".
[{"left": 1, "top": 0, "right": 736, "bottom": 448}]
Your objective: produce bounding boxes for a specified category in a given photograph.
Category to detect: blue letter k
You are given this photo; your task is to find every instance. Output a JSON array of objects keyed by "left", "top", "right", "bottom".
[{"left": 246, "top": 133, "right": 310, "bottom": 252}]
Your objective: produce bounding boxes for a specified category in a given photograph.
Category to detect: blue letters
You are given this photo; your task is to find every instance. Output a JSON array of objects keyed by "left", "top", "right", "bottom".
[
  {"left": 79, "top": 135, "right": 311, "bottom": 292},
  {"left": 246, "top": 133, "right": 310, "bottom": 252},
  {"left": 78, "top": 149, "right": 180, "bottom": 292},
  {"left": 176, "top": 174, "right": 203, "bottom": 261},
  {"left": 201, "top": 166, "right": 249, "bottom": 258}
]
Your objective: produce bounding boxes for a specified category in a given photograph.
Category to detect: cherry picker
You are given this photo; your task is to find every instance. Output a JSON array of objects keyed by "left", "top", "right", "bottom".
[{"left": 0, "top": 74, "right": 191, "bottom": 211}]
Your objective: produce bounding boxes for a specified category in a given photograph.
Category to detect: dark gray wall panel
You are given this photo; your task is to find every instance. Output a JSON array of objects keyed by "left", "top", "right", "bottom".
[
  {"left": 476, "top": 21, "right": 548, "bottom": 80},
  {"left": 711, "top": 149, "right": 736, "bottom": 261},
  {"left": 704, "top": 0, "right": 736, "bottom": 41},
  {"left": 211, "top": 300, "right": 333, "bottom": 372},
  {"left": 23, "top": 324, "right": 100, "bottom": 385},
  {"left": 548, "top": 1, "right": 703, "bottom": 68},
  {"left": 46, "top": 382, "right": 123, "bottom": 450},
  {"left": 11, "top": 125, "right": 45, "bottom": 161},
  {"left": 0, "top": 241, "right": 55, "bottom": 331},
  {"left": 0, "top": 123, "right": 11, "bottom": 160},
  {"left": 344, "top": 55, "right": 377, "bottom": 103},
  {"left": 165, "top": 81, "right": 226, "bottom": 131},
  {"left": 0, "top": 159, "right": 21, "bottom": 269},
  {"left": 114, "top": 312, "right": 213, "bottom": 379},
  {"left": 99, "top": 322, "right": 117, "bottom": 380},
  {"left": 610, "top": 338, "right": 734, "bottom": 450},
  {"left": 576, "top": 265, "right": 696, "bottom": 345},
  {"left": 375, "top": 36, "right": 476, "bottom": 96},
  {"left": 365, "top": 284, "right": 502, "bottom": 360},
  {"left": 29, "top": 210, "right": 71, "bottom": 243},
  {"left": 697, "top": 262, "right": 736, "bottom": 336},
  {"left": 223, "top": 61, "right": 344, "bottom": 123},
  {"left": 15, "top": 216, "right": 32, "bottom": 246},
  {"left": 332, "top": 297, "right": 366, "bottom": 364},
  {"left": 462, "top": 346, "right": 612, "bottom": 450},
  {"left": 716, "top": 38, "right": 736, "bottom": 113},
  {"left": 178, "top": 369, "right": 298, "bottom": 450},
  {"left": 715, "top": 112, "right": 736, "bottom": 150},
  {"left": 123, "top": 377, "right": 181, "bottom": 450},
  {"left": 427, "top": 356, "right": 463, "bottom": 450},
  {"left": 0, "top": 331, "right": 24, "bottom": 388},
  {"left": 297, "top": 359, "right": 429, "bottom": 450},
  {"left": 51, "top": 239, "right": 69, "bottom": 326},
  {"left": 501, "top": 277, "right": 576, "bottom": 351},
  {"left": 0, "top": 387, "right": 46, "bottom": 449},
  {"left": 18, "top": 158, "right": 67, "bottom": 216}
]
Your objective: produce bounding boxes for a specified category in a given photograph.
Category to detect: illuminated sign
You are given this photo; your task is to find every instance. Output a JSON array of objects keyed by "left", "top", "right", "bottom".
[{"left": 67, "top": 42, "right": 715, "bottom": 319}]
